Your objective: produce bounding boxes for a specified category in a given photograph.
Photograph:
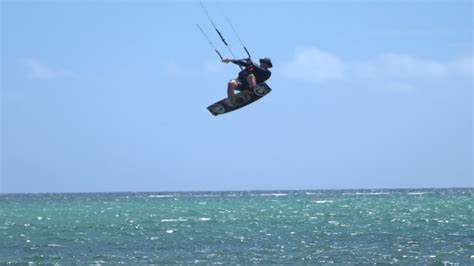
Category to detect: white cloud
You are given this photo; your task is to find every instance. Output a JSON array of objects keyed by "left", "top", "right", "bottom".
[
  {"left": 375, "top": 54, "right": 449, "bottom": 80},
  {"left": 448, "top": 57, "right": 473, "bottom": 78},
  {"left": 283, "top": 47, "right": 346, "bottom": 82},
  {"left": 20, "top": 58, "right": 78, "bottom": 80},
  {"left": 281, "top": 47, "right": 473, "bottom": 90}
]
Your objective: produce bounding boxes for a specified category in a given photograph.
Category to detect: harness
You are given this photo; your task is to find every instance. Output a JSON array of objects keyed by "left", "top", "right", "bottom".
[{"left": 245, "top": 64, "right": 255, "bottom": 74}]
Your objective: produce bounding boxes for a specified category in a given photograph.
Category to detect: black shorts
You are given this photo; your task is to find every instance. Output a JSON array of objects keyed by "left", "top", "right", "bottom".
[{"left": 233, "top": 77, "right": 249, "bottom": 91}]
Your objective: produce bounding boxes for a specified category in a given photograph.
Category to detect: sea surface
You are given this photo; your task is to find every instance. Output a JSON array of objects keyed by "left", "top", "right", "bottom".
[{"left": 1, "top": 188, "right": 472, "bottom": 264}]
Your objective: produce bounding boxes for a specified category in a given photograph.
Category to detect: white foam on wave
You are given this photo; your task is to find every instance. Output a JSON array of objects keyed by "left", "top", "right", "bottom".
[
  {"left": 194, "top": 194, "right": 220, "bottom": 197},
  {"left": 261, "top": 193, "right": 288, "bottom": 197},
  {"left": 161, "top": 218, "right": 188, "bottom": 222},
  {"left": 48, "top": 243, "right": 63, "bottom": 248},
  {"left": 149, "top": 195, "right": 174, "bottom": 198},
  {"left": 161, "top": 219, "right": 177, "bottom": 222},
  {"left": 312, "top": 200, "right": 334, "bottom": 204},
  {"left": 344, "top": 192, "right": 390, "bottom": 196},
  {"left": 407, "top": 192, "right": 429, "bottom": 195},
  {"left": 197, "top": 217, "right": 211, "bottom": 221}
]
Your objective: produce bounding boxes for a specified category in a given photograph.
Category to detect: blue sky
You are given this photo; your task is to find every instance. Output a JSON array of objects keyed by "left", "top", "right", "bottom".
[{"left": 1, "top": 0, "right": 472, "bottom": 193}]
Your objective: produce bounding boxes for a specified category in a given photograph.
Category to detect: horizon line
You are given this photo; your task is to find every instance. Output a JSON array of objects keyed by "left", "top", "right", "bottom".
[{"left": 1, "top": 186, "right": 472, "bottom": 195}]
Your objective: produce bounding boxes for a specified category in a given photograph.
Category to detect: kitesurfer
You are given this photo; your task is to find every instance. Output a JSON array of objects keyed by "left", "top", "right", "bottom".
[{"left": 222, "top": 57, "right": 272, "bottom": 97}]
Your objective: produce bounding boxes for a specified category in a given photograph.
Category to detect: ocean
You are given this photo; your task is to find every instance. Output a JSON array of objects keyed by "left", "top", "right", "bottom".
[{"left": 1, "top": 188, "right": 472, "bottom": 264}]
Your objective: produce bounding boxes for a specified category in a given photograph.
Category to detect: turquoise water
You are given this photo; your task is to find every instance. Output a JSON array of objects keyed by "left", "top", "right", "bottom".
[{"left": 1, "top": 189, "right": 472, "bottom": 264}]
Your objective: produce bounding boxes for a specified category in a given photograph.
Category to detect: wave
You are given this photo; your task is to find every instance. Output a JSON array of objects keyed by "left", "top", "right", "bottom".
[
  {"left": 260, "top": 193, "right": 288, "bottom": 197},
  {"left": 312, "top": 200, "right": 334, "bottom": 204}
]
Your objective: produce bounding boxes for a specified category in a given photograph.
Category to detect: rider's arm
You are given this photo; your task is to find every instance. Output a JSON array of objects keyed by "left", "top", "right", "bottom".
[{"left": 223, "top": 58, "right": 250, "bottom": 67}]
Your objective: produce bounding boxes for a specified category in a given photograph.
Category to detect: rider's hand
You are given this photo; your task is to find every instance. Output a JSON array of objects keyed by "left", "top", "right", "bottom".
[{"left": 222, "top": 59, "right": 231, "bottom": 63}]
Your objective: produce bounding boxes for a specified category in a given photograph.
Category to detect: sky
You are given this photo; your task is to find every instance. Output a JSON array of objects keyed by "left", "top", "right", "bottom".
[{"left": 1, "top": 0, "right": 472, "bottom": 193}]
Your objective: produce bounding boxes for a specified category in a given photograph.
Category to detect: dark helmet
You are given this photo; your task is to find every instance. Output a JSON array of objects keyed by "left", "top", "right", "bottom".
[{"left": 259, "top": 57, "right": 273, "bottom": 68}]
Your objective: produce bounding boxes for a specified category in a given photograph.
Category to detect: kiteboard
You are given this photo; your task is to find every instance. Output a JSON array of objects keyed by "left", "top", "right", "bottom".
[{"left": 207, "top": 82, "right": 272, "bottom": 116}]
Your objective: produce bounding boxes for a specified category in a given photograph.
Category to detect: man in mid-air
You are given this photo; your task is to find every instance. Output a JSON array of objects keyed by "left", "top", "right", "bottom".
[{"left": 222, "top": 57, "right": 272, "bottom": 97}]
